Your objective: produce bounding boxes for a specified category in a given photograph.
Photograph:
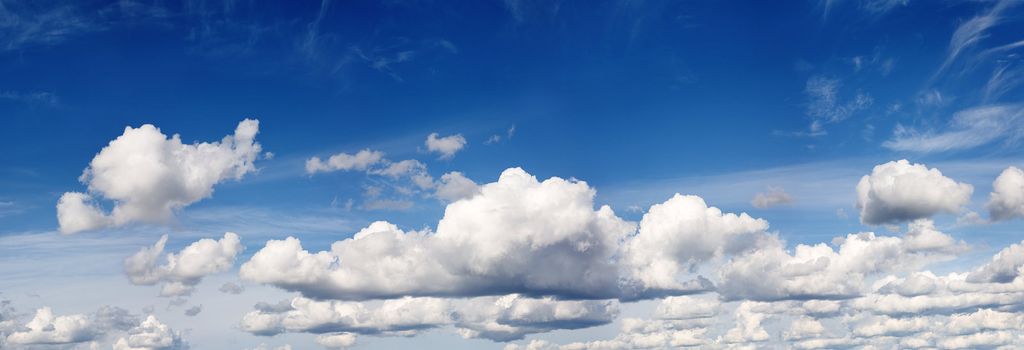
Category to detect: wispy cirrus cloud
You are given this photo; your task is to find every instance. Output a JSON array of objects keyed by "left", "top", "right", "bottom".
[{"left": 883, "top": 104, "right": 1024, "bottom": 153}]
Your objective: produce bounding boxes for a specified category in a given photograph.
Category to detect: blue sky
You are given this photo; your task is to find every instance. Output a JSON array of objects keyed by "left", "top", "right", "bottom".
[{"left": 2, "top": 0, "right": 1024, "bottom": 349}]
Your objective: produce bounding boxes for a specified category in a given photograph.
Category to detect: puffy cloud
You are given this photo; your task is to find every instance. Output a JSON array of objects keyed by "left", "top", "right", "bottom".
[
  {"left": 242, "top": 168, "right": 636, "bottom": 300},
  {"left": 57, "top": 119, "right": 263, "bottom": 234},
  {"left": 425, "top": 132, "right": 466, "bottom": 159},
  {"left": 5, "top": 307, "right": 96, "bottom": 345},
  {"left": 652, "top": 296, "right": 720, "bottom": 320},
  {"left": 718, "top": 222, "right": 959, "bottom": 301},
  {"left": 112, "top": 315, "right": 185, "bottom": 350},
  {"left": 621, "top": 194, "right": 769, "bottom": 297},
  {"left": 966, "top": 240, "right": 1024, "bottom": 283},
  {"left": 987, "top": 166, "right": 1024, "bottom": 221},
  {"left": 750, "top": 186, "right": 792, "bottom": 209},
  {"left": 435, "top": 171, "right": 480, "bottom": 202},
  {"left": 183, "top": 305, "right": 201, "bottom": 317},
  {"left": 306, "top": 149, "right": 384, "bottom": 174},
  {"left": 124, "top": 232, "right": 243, "bottom": 297},
  {"left": 316, "top": 333, "right": 357, "bottom": 349},
  {"left": 856, "top": 160, "right": 973, "bottom": 225},
  {"left": 240, "top": 294, "right": 617, "bottom": 342},
  {"left": 719, "top": 302, "right": 770, "bottom": 344},
  {"left": 851, "top": 315, "right": 930, "bottom": 337},
  {"left": 783, "top": 317, "right": 826, "bottom": 340}
]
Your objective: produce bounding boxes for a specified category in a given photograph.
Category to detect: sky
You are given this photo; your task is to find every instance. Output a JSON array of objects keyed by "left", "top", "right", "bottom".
[{"left": 1, "top": 0, "right": 1024, "bottom": 349}]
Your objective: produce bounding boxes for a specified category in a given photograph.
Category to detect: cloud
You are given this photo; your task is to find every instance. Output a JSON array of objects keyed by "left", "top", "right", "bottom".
[
  {"left": 218, "top": 282, "right": 244, "bottom": 295},
  {"left": 987, "top": 166, "right": 1024, "bottom": 221},
  {"left": 856, "top": 160, "right": 973, "bottom": 225},
  {"left": 803, "top": 76, "right": 873, "bottom": 135},
  {"left": 183, "top": 305, "right": 201, "bottom": 317},
  {"left": 718, "top": 220, "right": 960, "bottom": 301},
  {"left": 5, "top": 307, "right": 96, "bottom": 345},
  {"left": 883, "top": 105, "right": 1024, "bottom": 153},
  {"left": 305, "top": 149, "right": 384, "bottom": 174},
  {"left": 750, "top": 186, "right": 793, "bottom": 209},
  {"left": 966, "top": 240, "right": 1024, "bottom": 283},
  {"left": 316, "top": 333, "right": 357, "bottom": 349},
  {"left": 240, "top": 294, "right": 616, "bottom": 342},
  {"left": 0, "top": 90, "right": 58, "bottom": 106},
  {"left": 57, "top": 119, "right": 263, "bottom": 234},
  {"left": 934, "top": 0, "right": 1018, "bottom": 79},
  {"left": 425, "top": 132, "right": 467, "bottom": 159},
  {"left": 123, "top": 232, "right": 243, "bottom": 297},
  {"left": 112, "top": 315, "right": 185, "bottom": 350},
  {"left": 621, "top": 194, "right": 769, "bottom": 298},
  {"left": 435, "top": 171, "right": 480, "bottom": 202}
]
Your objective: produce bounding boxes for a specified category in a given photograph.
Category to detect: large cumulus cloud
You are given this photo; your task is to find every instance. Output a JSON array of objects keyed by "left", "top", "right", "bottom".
[
  {"left": 856, "top": 159, "right": 973, "bottom": 225},
  {"left": 57, "top": 119, "right": 263, "bottom": 234}
]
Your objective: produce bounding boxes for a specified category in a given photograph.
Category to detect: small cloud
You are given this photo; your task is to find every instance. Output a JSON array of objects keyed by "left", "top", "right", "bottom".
[
  {"left": 425, "top": 132, "right": 467, "bottom": 159},
  {"left": 218, "top": 282, "right": 244, "bottom": 295},
  {"left": 0, "top": 90, "right": 59, "bottom": 107},
  {"left": 750, "top": 186, "right": 793, "bottom": 209},
  {"left": 184, "top": 305, "right": 202, "bottom": 317}
]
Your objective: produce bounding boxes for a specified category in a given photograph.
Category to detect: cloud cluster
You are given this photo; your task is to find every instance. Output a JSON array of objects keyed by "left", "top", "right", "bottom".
[
  {"left": 2, "top": 305, "right": 140, "bottom": 348},
  {"left": 305, "top": 149, "right": 384, "bottom": 174},
  {"left": 856, "top": 159, "right": 973, "bottom": 225},
  {"left": 112, "top": 315, "right": 186, "bottom": 350},
  {"left": 57, "top": 119, "right": 263, "bottom": 234},
  {"left": 124, "top": 232, "right": 243, "bottom": 297}
]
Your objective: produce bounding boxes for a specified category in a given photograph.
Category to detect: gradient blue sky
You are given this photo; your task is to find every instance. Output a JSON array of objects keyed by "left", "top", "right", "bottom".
[{"left": 2, "top": 1, "right": 1024, "bottom": 349}]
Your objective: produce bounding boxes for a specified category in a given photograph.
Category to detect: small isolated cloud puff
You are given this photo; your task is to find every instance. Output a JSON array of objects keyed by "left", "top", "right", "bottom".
[
  {"left": 856, "top": 159, "right": 973, "bottom": 225},
  {"left": 317, "top": 333, "right": 357, "bottom": 349},
  {"left": 56, "top": 119, "right": 263, "bottom": 234},
  {"left": 123, "top": 232, "right": 243, "bottom": 297},
  {"left": 750, "top": 186, "right": 793, "bottom": 209},
  {"left": 305, "top": 149, "right": 384, "bottom": 174},
  {"left": 112, "top": 315, "right": 185, "bottom": 350},
  {"left": 987, "top": 166, "right": 1024, "bottom": 221},
  {"left": 425, "top": 132, "right": 466, "bottom": 159},
  {"left": 435, "top": 171, "right": 480, "bottom": 202}
]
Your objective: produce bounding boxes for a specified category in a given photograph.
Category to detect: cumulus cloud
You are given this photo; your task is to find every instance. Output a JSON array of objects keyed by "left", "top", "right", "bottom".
[
  {"left": 718, "top": 221, "right": 960, "bottom": 301},
  {"left": 5, "top": 307, "right": 96, "bottom": 345},
  {"left": 856, "top": 160, "right": 973, "bottom": 225},
  {"left": 305, "top": 149, "right": 384, "bottom": 174},
  {"left": 425, "top": 132, "right": 467, "bottom": 159},
  {"left": 316, "top": 333, "right": 357, "bottom": 349},
  {"left": 750, "top": 186, "right": 792, "bottom": 209},
  {"left": 987, "top": 166, "right": 1024, "bottom": 221},
  {"left": 112, "top": 315, "right": 185, "bottom": 350},
  {"left": 57, "top": 119, "right": 263, "bottom": 234},
  {"left": 621, "top": 194, "right": 769, "bottom": 297},
  {"left": 435, "top": 171, "right": 480, "bottom": 202},
  {"left": 242, "top": 168, "right": 638, "bottom": 300},
  {"left": 219, "top": 282, "right": 244, "bottom": 294},
  {"left": 124, "top": 232, "right": 243, "bottom": 297}
]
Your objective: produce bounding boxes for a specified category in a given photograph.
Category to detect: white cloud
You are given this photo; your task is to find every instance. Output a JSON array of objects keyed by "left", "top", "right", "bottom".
[
  {"left": 112, "top": 315, "right": 185, "bottom": 350},
  {"left": 305, "top": 149, "right": 384, "bottom": 174},
  {"left": 57, "top": 119, "right": 263, "bottom": 234},
  {"left": 316, "top": 333, "right": 357, "bottom": 349},
  {"left": 750, "top": 186, "right": 792, "bottom": 209},
  {"left": 803, "top": 76, "right": 873, "bottom": 135},
  {"left": 124, "top": 232, "right": 243, "bottom": 297},
  {"left": 718, "top": 223, "right": 959, "bottom": 301},
  {"left": 240, "top": 294, "right": 617, "bottom": 342},
  {"left": 856, "top": 160, "right": 973, "bottom": 225},
  {"left": 621, "top": 194, "right": 769, "bottom": 297},
  {"left": 5, "top": 307, "right": 96, "bottom": 345},
  {"left": 883, "top": 105, "right": 1024, "bottom": 153},
  {"left": 425, "top": 132, "right": 467, "bottom": 159},
  {"left": 987, "top": 166, "right": 1024, "bottom": 221},
  {"left": 241, "top": 168, "right": 636, "bottom": 300},
  {"left": 966, "top": 240, "right": 1024, "bottom": 283},
  {"left": 435, "top": 171, "right": 480, "bottom": 202}
]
